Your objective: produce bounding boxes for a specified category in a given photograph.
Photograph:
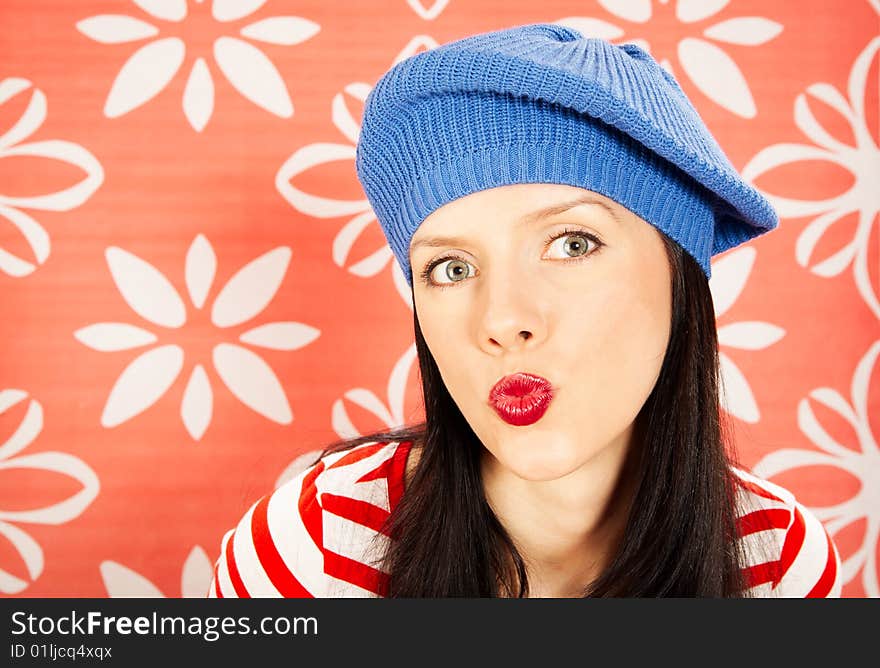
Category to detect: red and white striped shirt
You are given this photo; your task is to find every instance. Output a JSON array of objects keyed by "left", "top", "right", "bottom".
[{"left": 207, "top": 440, "right": 843, "bottom": 598}]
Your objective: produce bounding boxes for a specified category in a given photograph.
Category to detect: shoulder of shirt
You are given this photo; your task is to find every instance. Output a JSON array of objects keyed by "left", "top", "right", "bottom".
[
  {"left": 207, "top": 439, "right": 414, "bottom": 598},
  {"left": 729, "top": 465, "right": 842, "bottom": 597},
  {"left": 207, "top": 447, "right": 842, "bottom": 598}
]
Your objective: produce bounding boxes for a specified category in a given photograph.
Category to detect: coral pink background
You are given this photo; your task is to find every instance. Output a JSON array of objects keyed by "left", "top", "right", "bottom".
[{"left": 0, "top": 0, "right": 877, "bottom": 598}]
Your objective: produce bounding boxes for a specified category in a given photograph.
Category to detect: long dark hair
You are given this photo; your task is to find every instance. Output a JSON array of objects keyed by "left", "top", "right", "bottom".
[{"left": 317, "top": 233, "right": 771, "bottom": 597}]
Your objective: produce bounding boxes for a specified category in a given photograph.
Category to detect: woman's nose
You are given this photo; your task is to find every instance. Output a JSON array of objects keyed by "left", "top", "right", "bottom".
[{"left": 477, "top": 273, "right": 546, "bottom": 353}]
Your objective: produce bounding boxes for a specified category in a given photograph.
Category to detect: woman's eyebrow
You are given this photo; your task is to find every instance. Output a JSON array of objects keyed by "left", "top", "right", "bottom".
[
  {"left": 410, "top": 196, "right": 618, "bottom": 252},
  {"left": 521, "top": 195, "right": 620, "bottom": 225}
]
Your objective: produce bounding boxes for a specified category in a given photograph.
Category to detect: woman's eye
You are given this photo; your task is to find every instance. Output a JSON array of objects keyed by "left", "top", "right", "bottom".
[
  {"left": 424, "top": 257, "right": 474, "bottom": 287},
  {"left": 545, "top": 231, "right": 598, "bottom": 260}
]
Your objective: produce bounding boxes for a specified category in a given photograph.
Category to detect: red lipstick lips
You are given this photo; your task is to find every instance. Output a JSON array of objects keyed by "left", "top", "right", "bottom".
[{"left": 488, "top": 372, "right": 555, "bottom": 426}]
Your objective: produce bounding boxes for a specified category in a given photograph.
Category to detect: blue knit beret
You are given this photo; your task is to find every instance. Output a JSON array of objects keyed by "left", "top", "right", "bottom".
[{"left": 355, "top": 22, "right": 778, "bottom": 285}]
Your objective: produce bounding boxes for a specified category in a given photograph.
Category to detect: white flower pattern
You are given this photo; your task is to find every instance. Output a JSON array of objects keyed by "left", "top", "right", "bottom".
[
  {"left": 274, "top": 341, "right": 419, "bottom": 489},
  {"left": 0, "top": 78, "right": 103, "bottom": 277},
  {"left": 276, "top": 36, "right": 438, "bottom": 307},
  {"left": 0, "top": 390, "right": 100, "bottom": 594},
  {"left": 752, "top": 340, "right": 880, "bottom": 597},
  {"left": 742, "top": 36, "right": 880, "bottom": 319},
  {"left": 76, "top": 0, "right": 320, "bottom": 131},
  {"left": 74, "top": 234, "right": 321, "bottom": 440},
  {"left": 405, "top": 0, "right": 450, "bottom": 21},
  {"left": 709, "top": 248, "right": 786, "bottom": 423},
  {"left": 331, "top": 343, "right": 419, "bottom": 441},
  {"left": 101, "top": 545, "right": 213, "bottom": 597},
  {"left": 0, "top": 0, "right": 873, "bottom": 600}
]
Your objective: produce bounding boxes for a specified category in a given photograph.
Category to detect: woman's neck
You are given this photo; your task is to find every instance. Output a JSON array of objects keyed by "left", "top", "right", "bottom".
[{"left": 480, "top": 429, "right": 638, "bottom": 598}]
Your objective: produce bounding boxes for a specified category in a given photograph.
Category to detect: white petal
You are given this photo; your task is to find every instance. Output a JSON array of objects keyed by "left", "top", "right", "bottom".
[
  {"left": 333, "top": 83, "right": 370, "bottom": 146},
  {"left": 0, "top": 80, "right": 44, "bottom": 149},
  {"left": 809, "top": 387, "right": 860, "bottom": 437},
  {"left": 598, "top": 0, "right": 651, "bottom": 22},
  {"left": 717, "top": 321, "right": 785, "bottom": 351},
  {"left": 212, "top": 343, "right": 292, "bottom": 424},
  {"left": 73, "top": 323, "right": 158, "bottom": 351},
  {"left": 185, "top": 233, "right": 217, "bottom": 309},
  {"left": 0, "top": 84, "right": 36, "bottom": 147},
  {"left": 343, "top": 389, "right": 394, "bottom": 425},
  {"left": 703, "top": 17, "right": 782, "bottom": 46},
  {"left": 804, "top": 83, "right": 854, "bottom": 125},
  {"left": 819, "top": 505, "right": 862, "bottom": 531},
  {"left": 840, "top": 551, "right": 865, "bottom": 592},
  {"left": 405, "top": 0, "right": 451, "bottom": 20},
  {"left": 275, "top": 449, "right": 323, "bottom": 488},
  {"left": 181, "top": 364, "right": 212, "bottom": 441},
  {"left": 676, "top": 0, "right": 730, "bottom": 23},
  {"left": 387, "top": 343, "right": 418, "bottom": 423},
  {"left": 331, "top": 209, "right": 379, "bottom": 266},
  {"left": 348, "top": 244, "right": 395, "bottom": 278},
  {"left": 275, "top": 143, "right": 363, "bottom": 218},
  {"left": 101, "top": 345, "right": 184, "bottom": 427},
  {"left": 794, "top": 92, "right": 853, "bottom": 152},
  {"left": 718, "top": 352, "right": 760, "bottom": 423},
  {"left": 182, "top": 58, "right": 214, "bottom": 132},
  {"left": 0, "top": 77, "right": 32, "bottom": 105},
  {"left": 0, "top": 521, "right": 42, "bottom": 593},
  {"left": 848, "top": 37, "right": 880, "bottom": 127},
  {"left": 852, "top": 341, "right": 880, "bottom": 428},
  {"left": 393, "top": 35, "right": 440, "bottom": 65},
  {"left": 239, "top": 322, "right": 320, "bottom": 350},
  {"left": 211, "top": 247, "right": 291, "bottom": 328},
  {"left": 708, "top": 246, "right": 755, "bottom": 317},
  {"left": 212, "top": 0, "right": 267, "bottom": 22},
  {"left": 0, "top": 206, "right": 48, "bottom": 277},
  {"left": 181, "top": 546, "right": 214, "bottom": 598},
  {"left": 0, "top": 451, "right": 99, "bottom": 523},
  {"left": 741, "top": 143, "right": 841, "bottom": 219},
  {"left": 392, "top": 258, "right": 414, "bottom": 309},
  {"left": 555, "top": 17, "right": 625, "bottom": 40},
  {"left": 104, "top": 37, "right": 185, "bottom": 118},
  {"left": 0, "top": 245, "right": 38, "bottom": 277},
  {"left": 100, "top": 561, "right": 165, "bottom": 597},
  {"left": 213, "top": 36, "right": 293, "bottom": 117},
  {"left": 810, "top": 240, "right": 856, "bottom": 278},
  {"left": 240, "top": 17, "right": 320, "bottom": 46},
  {"left": 75, "top": 15, "right": 160, "bottom": 44},
  {"left": 0, "top": 396, "right": 41, "bottom": 461},
  {"left": 1, "top": 140, "right": 104, "bottom": 211},
  {"left": 330, "top": 389, "right": 393, "bottom": 440},
  {"left": 106, "top": 247, "right": 187, "bottom": 328},
  {"left": 0, "top": 389, "right": 28, "bottom": 414},
  {"left": 132, "top": 0, "right": 187, "bottom": 22},
  {"left": 330, "top": 398, "right": 358, "bottom": 439},
  {"left": 751, "top": 448, "right": 843, "bottom": 483},
  {"left": 798, "top": 391, "right": 861, "bottom": 459},
  {"left": 677, "top": 37, "right": 756, "bottom": 118},
  {"left": 796, "top": 208, "right": 851, "bottom": 269}
]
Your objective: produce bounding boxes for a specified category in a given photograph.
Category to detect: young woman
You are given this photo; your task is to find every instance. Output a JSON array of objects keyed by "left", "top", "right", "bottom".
[{"left": 208, "top": 24, "right": 842, "bottom": 598}]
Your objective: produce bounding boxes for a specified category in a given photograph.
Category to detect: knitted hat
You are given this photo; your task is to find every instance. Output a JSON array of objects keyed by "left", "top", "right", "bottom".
[{"left": 355, "top": 22, "right": 778, "bottom": 285}]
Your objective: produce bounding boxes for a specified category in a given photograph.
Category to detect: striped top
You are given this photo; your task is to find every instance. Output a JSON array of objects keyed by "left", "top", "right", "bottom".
[{"left": 207, "top": 440, "right": 843, "bottom": 598}]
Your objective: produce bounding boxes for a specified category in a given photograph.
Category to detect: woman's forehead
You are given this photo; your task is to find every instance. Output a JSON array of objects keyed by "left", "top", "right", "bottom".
[{"left": 410, "top": 184, "right": 624, "bottom": 249}]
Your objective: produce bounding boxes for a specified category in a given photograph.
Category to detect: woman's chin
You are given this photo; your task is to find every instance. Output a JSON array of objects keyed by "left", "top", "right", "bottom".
[{"left": 487, "top": 435, "right": 586, "bottom": 482}]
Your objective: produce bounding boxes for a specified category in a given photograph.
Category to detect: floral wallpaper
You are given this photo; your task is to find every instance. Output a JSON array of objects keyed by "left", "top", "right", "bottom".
[{"left": 0, "top": 0, "right": 877, "bottom": 597}]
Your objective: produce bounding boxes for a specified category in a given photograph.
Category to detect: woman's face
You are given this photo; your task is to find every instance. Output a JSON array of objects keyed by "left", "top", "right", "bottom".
[{"left": 409, "top": 183, "right": 672, "bottom": 482}]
